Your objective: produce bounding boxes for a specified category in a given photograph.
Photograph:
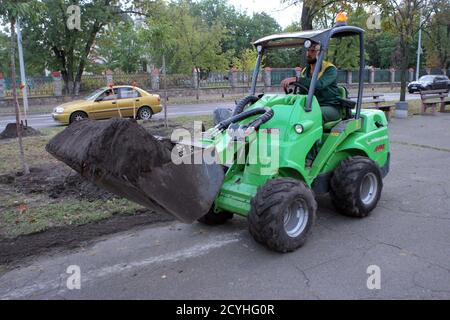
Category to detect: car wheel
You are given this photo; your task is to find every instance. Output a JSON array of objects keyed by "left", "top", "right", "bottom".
[
  {"left": 69, "top": 111, "right": 88, "bottom": 124},
  {"left": 137, "top": 106, "right": 153, "bottom": 120}
]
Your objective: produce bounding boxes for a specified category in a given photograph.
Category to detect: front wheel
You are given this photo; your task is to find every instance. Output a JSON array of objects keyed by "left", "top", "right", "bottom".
[
  {"left": 137, "top": 106, "right": 153, "bottom": 120},
  {"left": 330, "top": 156, "right": 383, "bottom": 218},
  {"left": 249, "top": 178, "right": 317, "bottom": 253},
  {"left": 69, "top": 111, "right": 88, "bottom": 124}
]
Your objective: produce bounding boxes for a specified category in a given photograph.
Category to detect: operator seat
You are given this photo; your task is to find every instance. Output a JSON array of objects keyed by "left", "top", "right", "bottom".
[{"left": 322, "top": 86, "right": 355, "bottom": 130}]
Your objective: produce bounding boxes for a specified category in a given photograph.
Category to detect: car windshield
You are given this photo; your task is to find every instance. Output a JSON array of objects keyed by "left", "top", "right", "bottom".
[
  {"left": 84, "top": 88, "right": 105, "bottom": 101},
  {"left": 419, "top": 76, "right": 435, "bottom": 82}
]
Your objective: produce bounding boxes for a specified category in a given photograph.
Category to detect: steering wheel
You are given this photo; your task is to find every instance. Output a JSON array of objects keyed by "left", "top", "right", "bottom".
[{"left": 284, "top": 81, "right": 309, "bottom": 95}]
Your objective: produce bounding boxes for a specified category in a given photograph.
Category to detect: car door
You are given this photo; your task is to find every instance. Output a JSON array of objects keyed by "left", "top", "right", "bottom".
[
  {"left": 117, "top": 87, "right": 142, "bottom": 118},
  {"left": 90, "top": 88, "right": 120, "bottom": 119},
  {"left": 433, "top": 76, "right": 445, "bottom": 90}
]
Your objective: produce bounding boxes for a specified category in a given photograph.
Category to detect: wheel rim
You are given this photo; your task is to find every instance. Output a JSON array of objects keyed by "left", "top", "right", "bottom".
[
  {"left": 283, "top": 199, "right": 308, "bottom": 238},
  {"left": 74, "top": 114, "right": 85, "bottom": 121},
  {"left": 139, "top": 108, "right": 152, "bottom": 120},
  {"left": 360, "top": 172, "right": 378, "bottom": 205}
]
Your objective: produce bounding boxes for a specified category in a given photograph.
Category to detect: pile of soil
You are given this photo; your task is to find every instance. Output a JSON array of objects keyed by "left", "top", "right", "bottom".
[
  {"left": 0, "top": 123, "right": 41, "bottom": 139},
  {"left": 0, "top": 164, "right": 116, "bottom": 201}
]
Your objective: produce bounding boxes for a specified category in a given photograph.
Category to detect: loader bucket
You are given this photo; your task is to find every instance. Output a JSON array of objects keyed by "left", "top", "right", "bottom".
[{"left": 46, "top": 118, "right": 224, "bottom": 223}]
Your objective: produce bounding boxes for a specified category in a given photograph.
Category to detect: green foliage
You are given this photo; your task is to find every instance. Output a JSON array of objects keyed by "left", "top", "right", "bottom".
[
  {"left": 423, "top": 0, "right": 450, "bottom": 68},
  {"left": 232, "top": 47, "right": 264, "bottom": 72},
  {"left": 94, "top": 21, "right": 145, "bottom": 73},
  {"left": 141, "top": 0, "right": 231, "bottom": 74}
]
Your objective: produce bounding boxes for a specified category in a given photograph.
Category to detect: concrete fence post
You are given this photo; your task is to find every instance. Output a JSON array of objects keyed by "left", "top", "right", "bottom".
[
  {"left": 369, "top": 67, "right": 375, "bottom": 84},
  {"left": 52, "top": 71, "right": 62, "bottom": 97},
  {"left": 389, "top": 68, "right": 395, "bottom": 84},
  {"left": 192, "top": 68, "right": 199, "bottom": 89},
  {"left": 105, "top": 69, "right": 114, "bottom": 86},
  {"left": 230, "top": 67, "right": 238, "bottom": 88},
  {"left": 151, "top": 67, "right": 160, "bottom": 90},
  {"left": 347, "top": 70, "right": 352, "bottom": 84},
  {"left": 409, "top": 68, "right": 414, "bottom": 82},
  {"left": 0, "top": 73, "right": 5, "bottom": 99},
  {"left": 264, "top": 67, "right": 272, "bottom": 87}
]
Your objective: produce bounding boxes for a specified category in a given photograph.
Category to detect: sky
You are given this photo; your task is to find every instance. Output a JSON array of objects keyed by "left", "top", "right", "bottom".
[{"left": 227, "top": 0, "right": 302, "bottom": 29}]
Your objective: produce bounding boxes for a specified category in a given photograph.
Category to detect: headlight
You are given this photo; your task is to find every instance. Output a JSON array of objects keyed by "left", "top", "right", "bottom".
[
  {"left": 55, "top": 107, "right": 64, "bottom": 113},
  {"left": 294, "top": 124, "right": 304, "bottom": 134}
]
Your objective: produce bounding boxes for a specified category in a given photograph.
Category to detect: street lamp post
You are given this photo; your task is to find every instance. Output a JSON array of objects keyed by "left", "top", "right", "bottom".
[{"left": 415, "top": 8, "right": 423, "bottom": 81}]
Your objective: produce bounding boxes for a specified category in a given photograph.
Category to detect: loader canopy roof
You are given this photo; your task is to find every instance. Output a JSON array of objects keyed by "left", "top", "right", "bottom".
[{"left": 253, "top": 26, "right": 364, "bottom": 49}]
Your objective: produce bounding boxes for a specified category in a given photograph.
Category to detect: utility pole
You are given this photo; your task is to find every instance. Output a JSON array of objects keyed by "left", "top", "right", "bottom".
[
  {"left": 415, "top": 7, "right": 423, "bottom": 81},
  {"left": 16, "top": 18, "right": 29, "bottom": 127}
]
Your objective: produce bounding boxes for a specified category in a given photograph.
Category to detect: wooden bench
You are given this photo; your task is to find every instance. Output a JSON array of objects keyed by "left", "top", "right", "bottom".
[
  {"left": 348, "top": 93, "right": 395, "bottom": 121},
  {"left": 420, "top": 89, "right": 450, "bottom": 115}
]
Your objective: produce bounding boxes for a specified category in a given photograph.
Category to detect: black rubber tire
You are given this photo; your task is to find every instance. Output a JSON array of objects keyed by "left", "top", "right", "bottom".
[
  {"left": 69, "top": 111, "right": 88, "bottom": 124},
  {"left": 330, "top": 156, "right": 383, "bottom": 218},
  {"left": 248, "top": 178, "right": 317, "bottom": 253},
  {"left": 198, "top": 209, "right": 233, "bottom": 226},
  {"left": 137, "top": 106, "right": 153, "bottom": 120},
  {"left": 213, "top": 108, "right": 232, "bottom": 125}
]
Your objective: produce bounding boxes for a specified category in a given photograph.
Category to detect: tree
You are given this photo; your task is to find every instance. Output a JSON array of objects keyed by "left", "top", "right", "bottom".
[
  {"left": 141, "top": 1, "right": 230, "bottom": 75},
  {"left": 423, "top": 0, "right": 450, "bottom": 69},
  {"left": 0, "top": 0, "right": 31, "bottom": 174},
  {"left": 95, "top": 21, "right": 146, "bottom": 73},
  {"left": 381, "top": 0, "right": 431, "bottom": 101},
  {"left": 20, "top": 0, "right": 128, "bottom": 95}
]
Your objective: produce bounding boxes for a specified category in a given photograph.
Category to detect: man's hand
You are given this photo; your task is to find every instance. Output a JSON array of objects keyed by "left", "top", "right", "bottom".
[{"left": 280, "top": 76, "right": 297, "bottom": 89}]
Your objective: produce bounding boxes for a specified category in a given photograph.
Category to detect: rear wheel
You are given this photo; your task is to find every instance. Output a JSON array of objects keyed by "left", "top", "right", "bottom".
[
  {"left": 198, "top": 208, "right": 233, "bottom": 225},
  {"left": 330, "top": 156, "right": 382, "bottom": 218},
  {"left": 137, "top": 106, "right": 153, "bottom": 120},
  {"left": 249, "top": 178, "right": 317, "bottom": 253},
  {"left": 69, "top": 111, "right": 88, "bottom": 124}
]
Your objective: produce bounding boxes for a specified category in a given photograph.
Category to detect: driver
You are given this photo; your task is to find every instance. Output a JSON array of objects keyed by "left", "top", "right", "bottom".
[{"left": 280, "top": 41, "right": 341, "bottom": 123}]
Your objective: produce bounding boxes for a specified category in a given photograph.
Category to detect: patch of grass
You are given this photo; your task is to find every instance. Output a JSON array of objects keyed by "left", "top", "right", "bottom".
[
  {"left": 0, "top": 129, "right": 62, "bottom": 175},
  {"left": 0, "top": 198, "right": 142, "bottom": 238}
]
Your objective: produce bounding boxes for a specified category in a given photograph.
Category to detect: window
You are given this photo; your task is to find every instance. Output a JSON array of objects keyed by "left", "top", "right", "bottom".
[{"left": 118, "top": 87, "right": 140, "bottom": 99}]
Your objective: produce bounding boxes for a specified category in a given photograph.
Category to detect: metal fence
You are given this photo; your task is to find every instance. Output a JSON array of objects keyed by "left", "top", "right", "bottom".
[
  {"left": 1, "top": 68, "right": 449, "bottom": 98},
  {"left": 3, "top": 76, "right": 53, "bottom": 97}
]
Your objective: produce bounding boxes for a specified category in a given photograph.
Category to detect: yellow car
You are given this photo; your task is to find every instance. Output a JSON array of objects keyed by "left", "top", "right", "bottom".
[{"left": 52, "top": 85, "right": 162, "bottom": 124}]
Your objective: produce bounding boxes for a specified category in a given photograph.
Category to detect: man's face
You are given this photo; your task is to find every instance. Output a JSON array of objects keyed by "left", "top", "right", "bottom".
[{"left": 306, "top": 44, "right": 320, "bottom": 65}]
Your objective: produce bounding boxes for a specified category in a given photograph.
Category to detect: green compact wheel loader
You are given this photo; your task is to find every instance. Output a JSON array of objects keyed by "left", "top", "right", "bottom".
[{"left": 47, "top": 23, "right": 390, "bottom": 253}]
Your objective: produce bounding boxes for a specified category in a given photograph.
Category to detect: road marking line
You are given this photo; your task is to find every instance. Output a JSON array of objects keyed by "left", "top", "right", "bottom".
[{"left": 0, "top": 232, "right": 242, "bottom": 299}]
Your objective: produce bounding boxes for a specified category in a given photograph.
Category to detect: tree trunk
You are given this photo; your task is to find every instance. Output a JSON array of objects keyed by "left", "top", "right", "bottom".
[
  {"left": 301, "top": 2, "right": 314, "bottom": 30},
  {"left": 10, "top": 18, "right": 29, "bottom": 175},
  {"left": 399, "top": 37, "right": 409, "bottom": 102}
]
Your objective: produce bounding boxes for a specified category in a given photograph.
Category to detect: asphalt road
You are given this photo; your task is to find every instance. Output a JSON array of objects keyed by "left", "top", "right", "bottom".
[
  {"left": 1, "top": 113, "right": 449, "bottom": 299},
  {"left": 0, "top": 92, "right": 418, "bottom": 132}
]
